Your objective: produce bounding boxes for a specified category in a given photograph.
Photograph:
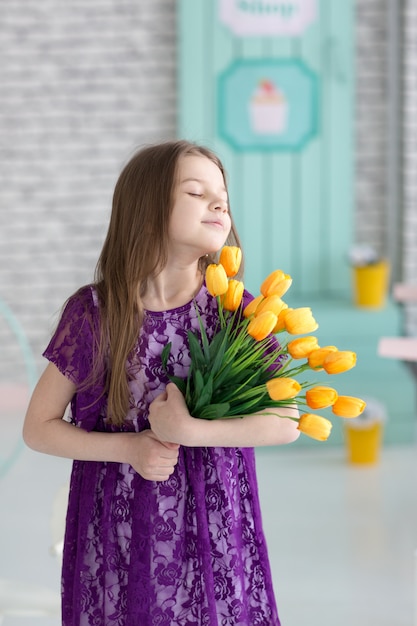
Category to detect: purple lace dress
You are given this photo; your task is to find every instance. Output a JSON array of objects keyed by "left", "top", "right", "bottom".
[{"left": 44, "top": 284, "right": 281, "bottom": 626}]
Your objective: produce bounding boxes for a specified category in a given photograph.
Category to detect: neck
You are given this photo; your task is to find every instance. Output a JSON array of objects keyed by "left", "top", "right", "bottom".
[{"left": 142, "top": 263, "right": 203, "bottom": 311}]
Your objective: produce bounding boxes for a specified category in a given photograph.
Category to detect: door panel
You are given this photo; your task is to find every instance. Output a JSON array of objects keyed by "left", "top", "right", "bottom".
[{"left": 178, "top": 0, "right": 354, "bottom": 296}]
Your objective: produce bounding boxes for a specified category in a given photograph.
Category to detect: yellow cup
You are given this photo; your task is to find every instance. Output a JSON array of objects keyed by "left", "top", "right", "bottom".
[
  {"left": 344, "top": 421, "right": 383, "bottom": 464},
  {"left": 352, "top": 260, "right": 390, "bottom": 308}
]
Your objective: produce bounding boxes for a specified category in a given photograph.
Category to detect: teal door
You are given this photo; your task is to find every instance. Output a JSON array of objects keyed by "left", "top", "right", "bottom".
[{"left": 178, "top": 0, "right": 354, "bottom": 297}]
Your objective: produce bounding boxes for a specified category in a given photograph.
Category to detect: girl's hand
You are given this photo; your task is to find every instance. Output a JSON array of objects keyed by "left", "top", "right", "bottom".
[
  {"left": 23, "top": 363, "right": 182, "bottom": 478},
  {"left": 128, "top": 429, "right": 179, "bottom": 481},
  {"left": 148, "top": 383, "right": 195, "bottom": 445}
]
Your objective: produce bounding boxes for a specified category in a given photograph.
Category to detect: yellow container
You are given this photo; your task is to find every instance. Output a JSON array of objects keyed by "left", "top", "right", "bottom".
[
  {"left": 353, "top": 260, "right": 390, "bottom": 308},
  {"left": 344, "top": 421, "right": 383, "bottom": 464}
]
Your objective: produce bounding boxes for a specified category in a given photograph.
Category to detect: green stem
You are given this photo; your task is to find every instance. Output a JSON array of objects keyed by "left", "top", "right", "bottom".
[{"left": 217, "top": 295, "right": 226, "bottom": 328}]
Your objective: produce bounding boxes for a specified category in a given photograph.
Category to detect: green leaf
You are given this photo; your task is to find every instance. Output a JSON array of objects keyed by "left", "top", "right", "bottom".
[
  {"left": 194, "top": 303, "right": 211, "bottom": 360},
  {"left": 193, "top": 369, "right": 206, "bottom": 397},
  {"left": 208, "top": 325, "right": 227, "bottom": 358},
  {"left": 193, "top": 372, "right": 214, "bottom": 413},
  {"left": 209, "top": 327, "right": 229, "bottom": 373},
  {"left": 161, "top": 342, "right": 172, "bottom": 371},
  {"left": 187, "top": 330, "right": 206, "bottom": 371},
  {"left": 226, "top": 394, "right": 269, "bottom": 415},
  {"left": 197, "top": 402, "right": 231, "bottom": 420},
  {"left": 168, "top": 376, "right": 187, "bottom": 395}
]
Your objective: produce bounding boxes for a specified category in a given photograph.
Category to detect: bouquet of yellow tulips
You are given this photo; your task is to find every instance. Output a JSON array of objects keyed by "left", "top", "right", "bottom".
[{"left": 161, "top": 246, "right": 366, "bottom": 441}]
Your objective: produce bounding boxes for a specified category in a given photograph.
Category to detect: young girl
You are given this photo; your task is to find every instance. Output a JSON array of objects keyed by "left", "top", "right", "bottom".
[{"left": 23, "top": 140, "right": 300, "bottom": 626}]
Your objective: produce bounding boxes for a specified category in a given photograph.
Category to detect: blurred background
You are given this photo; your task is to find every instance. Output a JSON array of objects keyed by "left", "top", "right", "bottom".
[{"left": 1, "top": 1, "right": 417, "bottom": 624}]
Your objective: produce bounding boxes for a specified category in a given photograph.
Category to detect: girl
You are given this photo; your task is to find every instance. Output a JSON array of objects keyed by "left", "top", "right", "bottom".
[{"left": 23, "top": 140, "right": 300, "bottom": 626}]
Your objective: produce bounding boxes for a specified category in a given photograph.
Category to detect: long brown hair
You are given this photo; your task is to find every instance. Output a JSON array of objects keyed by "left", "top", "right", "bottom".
[{"left": 94, "top": 140, "right": 242, "bottom": 425}]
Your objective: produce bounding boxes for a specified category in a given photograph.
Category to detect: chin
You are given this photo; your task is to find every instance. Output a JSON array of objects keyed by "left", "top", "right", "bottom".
[{"left": 206, "top": 238, "right": 229, "bottom": 255}]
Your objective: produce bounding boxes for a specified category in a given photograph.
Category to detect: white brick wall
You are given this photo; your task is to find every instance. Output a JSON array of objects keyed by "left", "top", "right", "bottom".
[
  {"left": 0, "top": 0, "right": 176, "bottom": 383},
  {"left": 403, "top": 0, "right": 417, "bottom": 278},
  {"left": 402, "top": 0, "right": 417, "bottom": 332},
  {"left": 354, "top": 0, "right": 389, "bottom": 256}
]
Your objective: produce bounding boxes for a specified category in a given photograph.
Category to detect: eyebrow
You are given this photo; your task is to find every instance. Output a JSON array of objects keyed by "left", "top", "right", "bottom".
[{"left": 180, "top": 177, "right": 227, "bottom": 193}]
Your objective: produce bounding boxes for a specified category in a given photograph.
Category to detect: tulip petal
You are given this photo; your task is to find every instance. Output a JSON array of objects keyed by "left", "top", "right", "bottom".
[
  {"left": 273, "top": 307, "right": 292, "bottom": 333},
  {"left": 206, "top": 263, "right": 229, "bottom": 297},
  {"left": 261, "top": 270, "right": 292, "bottom": 298},
  {"left": 243, "top": 294, "right": 264, "bottom": 318},
  {"left": 247, "top": 311, "right": 278, "bottom": 341},
  {"left": 332, "top": 396, "right": 366, "bottom": 418},
  {"left": 221, "top": 279, "right": 244, "bottom": 311},
  {"left": 256, "top": 295, "right": 288, "bottom": 318},
  {"left": 219, "top": 246, "right": 242, "bottom": 277},
  {"left": 323, "top": 351, "right": 357, "bottom": 375},
  {"left": 287, "top": 336, "right": 320, "bottom": 359},
  {"left": 297, "top": 414, "right": 333, "bottom": 441},
  {"left": 284, "top": 307, "right": 318, "bottom": 335},
  {"left": 306, "top": 386, "right": 338, "bottom": 409},
  {"left": 308, "top": 346, "right": 338, "bottom": 370},
  {"left": 266, "top": 377, "right": 301, "bottom": 401}
]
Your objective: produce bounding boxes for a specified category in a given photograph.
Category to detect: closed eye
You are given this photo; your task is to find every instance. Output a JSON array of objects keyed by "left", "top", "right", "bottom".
[{"left": 188, "top": 192, "right": 202, "bottom": 197}]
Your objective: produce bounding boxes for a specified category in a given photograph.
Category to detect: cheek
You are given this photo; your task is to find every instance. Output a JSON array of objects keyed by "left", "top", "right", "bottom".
[{"left": 168, "top": 205, "right": 188, "bottom": 233}]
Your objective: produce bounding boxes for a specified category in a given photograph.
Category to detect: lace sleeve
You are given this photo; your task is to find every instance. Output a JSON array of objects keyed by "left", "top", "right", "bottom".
[
  {"left": 43, "top": 285, "right": 99, "bottom": 387},
  {"left": 43, "top": 286, "right": 108, "bottom": 431}
]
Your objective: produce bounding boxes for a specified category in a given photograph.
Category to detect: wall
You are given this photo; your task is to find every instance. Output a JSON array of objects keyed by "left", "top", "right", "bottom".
[
  {"left": 0, "top": 0, "right": 177, "bottom": 389},
  {"left": 403, "top": 0, "right": 417, "bottom": 332},
  {"left": 355, "top": 0, "right": 389, "bottom": 258}
]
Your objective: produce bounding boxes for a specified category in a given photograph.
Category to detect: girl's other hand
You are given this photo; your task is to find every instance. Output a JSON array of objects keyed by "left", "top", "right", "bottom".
[
  {"left": 129, "top": 429, "right": 179, "bottom": 481},
  {"left": 148, "top": 383, "right": 195, "bottom": 445}
]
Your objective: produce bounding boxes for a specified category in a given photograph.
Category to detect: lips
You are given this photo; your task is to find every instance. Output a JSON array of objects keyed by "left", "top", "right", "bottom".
[{"left": 203, "top": 220, "right": 224, "bottom": 229}]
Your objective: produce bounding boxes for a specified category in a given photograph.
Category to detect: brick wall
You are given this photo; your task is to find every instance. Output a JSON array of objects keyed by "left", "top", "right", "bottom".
[
  {"left": 0, "top": 0, "right": 177, "bottom": 385},
  {"left": 0, "top": 0, "right": 405, "bottom": 389},
  {"left": 355, "top": 0, "right": 389, "bottom": 258},
  {"left": 402, "top": 0, "right": 417, "bottom": 332}
]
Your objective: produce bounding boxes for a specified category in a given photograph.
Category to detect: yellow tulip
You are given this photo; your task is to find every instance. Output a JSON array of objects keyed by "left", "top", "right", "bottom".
[
  {"left": 243, "top": 294, "right": 264, "bottom": 318},
  {"left": 261, "top": 269, "right": 292, "bottom": 298},
  {"left": 306, "top": 386, "right": 338, "bottom": 409},
  {"left": 261, "top": 270, "right": 285, "bottom": 298},
  {"left": 287, "top": 336, "right": 320, "bottom": 359},
  {"left": 256, "top": 295, "right": 288, "bottom": 318},
  {"left": 332, "top": 396, "right": 366, "bottom": 418},
  {"left": 221, "top": 279, "right": 244, "bottom": 312},
  {"left": 272, "top": 307, "right": 292, "bottom": 333},
  {"left": 323, "top": 351, "right": 357, "bottom": 375},
  {"left": 283, "top": 307, "right": 319, "bottom": 335},
  {"left": 247, "top": 311, "right": 278, "bottom": 341},
  {"left": 266, "top": 377, "right": 301, "bottom": 401},
  {"left": 219, "top": 246, "right": 242, "bottom": 277},
  {"left": 205, "top": 263, "right": 228, "bottom": 297},
  {"left": 308, "top": 346, "right": 338, "bottom": 370},
  {"left": 297, "top": 414, "right": 333, "bottom": 441}
]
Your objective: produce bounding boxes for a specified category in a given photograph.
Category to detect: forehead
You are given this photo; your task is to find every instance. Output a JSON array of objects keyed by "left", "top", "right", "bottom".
[{"left": 177, "top": 154, "right": 225, "bottom": 186}]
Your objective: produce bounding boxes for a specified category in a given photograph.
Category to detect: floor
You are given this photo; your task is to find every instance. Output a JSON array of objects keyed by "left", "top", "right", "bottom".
[
  {"left": 1, "top": 427, "right": 416, "bottom": 625},
  {"left": 258, "top": 443, "right": 417, "bottom": 626}
]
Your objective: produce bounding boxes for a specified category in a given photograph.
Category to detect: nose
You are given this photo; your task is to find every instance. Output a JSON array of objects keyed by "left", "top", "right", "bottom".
[{"left": 210, "top": 199, "right": 228, "bottom": 213}]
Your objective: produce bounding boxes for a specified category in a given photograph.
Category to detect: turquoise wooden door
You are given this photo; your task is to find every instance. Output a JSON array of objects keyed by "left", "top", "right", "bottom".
[{"left": 178, "top": 0, "right": 354, "bottom": 297}]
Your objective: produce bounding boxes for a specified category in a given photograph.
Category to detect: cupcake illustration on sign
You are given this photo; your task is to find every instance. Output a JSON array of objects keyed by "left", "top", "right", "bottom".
[{"left": 249, "top": 79, "right": 288, "bottom": 135}]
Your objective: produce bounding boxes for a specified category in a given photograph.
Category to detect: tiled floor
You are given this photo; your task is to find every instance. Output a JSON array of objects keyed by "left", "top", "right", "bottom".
[{"left": 1, "top": 432, "right": 416, "bottom": 625}]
